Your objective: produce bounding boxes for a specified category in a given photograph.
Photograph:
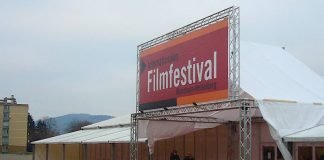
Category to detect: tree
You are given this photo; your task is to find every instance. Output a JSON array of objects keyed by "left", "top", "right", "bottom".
[
  {"left": 27, "top": 113, "right": 36, "bottom": 152},
  {"left": 43, "top": 117, "right": 59, "bottom": 137},
  {"left": 65, "top": 120, "right": 92, "bottom": 133},
  {"left": 28, "top": 116, "right": 59, "bottom": 142}
]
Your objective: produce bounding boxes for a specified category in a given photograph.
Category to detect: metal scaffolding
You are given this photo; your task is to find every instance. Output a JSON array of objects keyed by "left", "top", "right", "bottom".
[
  {"left": 239, "top": 99, "right": 253, "bottom": 160},
  {"left": 130, "top": 99, "right": 256, "bottom": 160},
  {"left": 131, "top": 6, "right": 247, "bottom": 160},
  {"left": 130, "top": 114, "right": 138, "bottom": 160},
  {"left": 229, "top": 7, "right": 240, "bottom": 100}
]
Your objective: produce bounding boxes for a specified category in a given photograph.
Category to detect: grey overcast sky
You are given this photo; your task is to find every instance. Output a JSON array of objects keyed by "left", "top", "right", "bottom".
[{"left": 0, "top": 0, "right": 323, "bottom": 119}]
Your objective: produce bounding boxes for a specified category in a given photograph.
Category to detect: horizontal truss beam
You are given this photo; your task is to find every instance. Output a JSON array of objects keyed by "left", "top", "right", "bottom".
[
  {"left": 137, "top": 6, "right": 235, "bottom": 52},
  {"left": 134, "top": 99, "right": 256, "bottom": 123},
  {"left": 138, "top": 115, "right": 227, "bottom": 123}
]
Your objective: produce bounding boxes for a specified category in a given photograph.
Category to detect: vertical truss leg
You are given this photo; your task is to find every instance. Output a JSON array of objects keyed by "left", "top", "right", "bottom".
[
  {"left": 239, "top": 100, "right": 252, "bottom": 160},
  {"left": 130, "top": 113, "right": 138, "bottom": 160},
  {"left": 229, "top": 7, "right": 240, "bottom": 100}
]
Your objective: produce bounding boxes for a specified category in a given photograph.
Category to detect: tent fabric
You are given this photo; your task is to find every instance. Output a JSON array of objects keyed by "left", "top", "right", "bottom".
[
  {"left": 257, "top": 101, "right": 324, "bottom": 137},
  {"left": 284, "top": 125, "right": 324, "bottom": 142},
  {"left": 240, "top": 42, "right": 324, "bottom": 103},
  {"left": 33, "top": 115, "right": 146, "bottom": 144},
  {"left": 258, "top": 100, "right": 324, "bottom": 160},
  {"left": 82, "top": 114, "right": 131, "bottom": 129},
  {"left": 139, "top": 120, "right": 219, "bottom": 153},
  {"left": 239, "top": 42, "right": 324, "bottom": 160},
  {"left": 138, "top": 108, "right": 259, "bottom": 154},
  {"left": 32, "top": 126, "right": 146, "bottom": 144}
]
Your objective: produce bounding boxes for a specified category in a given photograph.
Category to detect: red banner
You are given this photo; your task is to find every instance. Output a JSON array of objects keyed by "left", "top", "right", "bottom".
[{"left": 139, "top": 19, "right": 228, "bottom": 110}]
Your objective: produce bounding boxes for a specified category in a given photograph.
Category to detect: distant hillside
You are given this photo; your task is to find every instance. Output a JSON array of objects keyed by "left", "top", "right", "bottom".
[{"left": 52, "top": 114, "right": 113, "bottom": 134}]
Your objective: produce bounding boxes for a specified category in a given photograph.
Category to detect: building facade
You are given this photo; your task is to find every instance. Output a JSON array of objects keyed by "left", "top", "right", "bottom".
[{"left": 0, "top": 95, "right": 28, "bottom": 153}]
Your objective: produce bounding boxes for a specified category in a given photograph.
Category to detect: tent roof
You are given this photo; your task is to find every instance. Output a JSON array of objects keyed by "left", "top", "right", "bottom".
[
  {"left": 241, "top": 42, "right": 324, "bottom": 103},
  {"left": 283, "top": 125, "right": 324, "bottom": 142},
  {"left": 82, "top": 114, "right": 131, "bottom": 129},
  {"left": 32, "top": 114, "right": 146, "bottom": 144},
  {"left": 32, "top": 125, "right": 146, "bottom": 144}
]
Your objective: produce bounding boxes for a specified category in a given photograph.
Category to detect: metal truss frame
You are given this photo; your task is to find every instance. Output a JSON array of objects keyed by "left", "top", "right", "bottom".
[
  {"left": 135, "top": 6, "right": 240, "bottom": 113},
  {"left": 228, "top": 7, "right": 240, "bottom": 99},
  {"left": 132, "top": 6, "right": 244, "bottom": 160},
  {"left": 137, "top": 6, "right": 236, "bottom": 52},
  {"left": 239, "top": 99, "right": 254, "bottom": 160},
  {"left": 130, "top": 114, "right": 138, "bottom": 160},
  {"left": 130, "top": 98, "right": 255, "bottom": 160}
]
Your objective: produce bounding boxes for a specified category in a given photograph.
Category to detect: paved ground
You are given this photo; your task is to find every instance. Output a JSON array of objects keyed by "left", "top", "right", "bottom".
[{"left": 0, "top": 153, "right": 32, "bottom": 160}]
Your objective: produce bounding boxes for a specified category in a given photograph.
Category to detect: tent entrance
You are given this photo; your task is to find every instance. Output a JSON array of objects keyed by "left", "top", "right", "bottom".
[{"left": 130, "top": 98, "right": 257, "bottom": 160}]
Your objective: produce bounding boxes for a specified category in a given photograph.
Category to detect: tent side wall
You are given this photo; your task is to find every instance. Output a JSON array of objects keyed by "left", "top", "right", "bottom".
[
  {"left": 48, "top": 144, "right": 63, "bottom": 160},
  {"left": 34, "top": 144, "right": 46, "bottom": 160},
  {"left": 65, "top": 144, "right": 82, "bottom": 160},
  {"left": 35, "top": 142, "right": 147, "bottom": 160},
  {"left": 138, "top": 142, "right": 150, "bottom": 160},
  {"left": 33, "top": 121, "right": 276, "bottom": 160}
]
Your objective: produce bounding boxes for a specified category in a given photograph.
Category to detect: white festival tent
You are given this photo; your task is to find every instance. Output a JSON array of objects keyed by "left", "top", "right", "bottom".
[
  {"left": 33, "top": 42, "right": 324, "bottom": 160},
  {"left": 33, "top": 114, "right": 146, "bottom": 145},
  {"left": 138, "top": 42, "right": 324, "bottom": 160}
]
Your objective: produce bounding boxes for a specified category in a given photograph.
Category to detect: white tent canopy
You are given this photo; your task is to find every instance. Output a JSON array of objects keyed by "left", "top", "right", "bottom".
[
  {"left": 240, "top": 42, "right": 324, "bottom": 103},
  {"left": 284, "top": 125, "right": 324, "bottom": 142},
  {"left": 82, "top": 114, "right": 131, "bottom": 130},
  {"left": 32, "top": 114, "right": 146, "bottom": 144}
]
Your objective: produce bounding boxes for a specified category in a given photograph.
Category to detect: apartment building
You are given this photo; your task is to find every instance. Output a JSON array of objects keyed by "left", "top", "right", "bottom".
[{"left": 0, "top": 95, "right": 28, "bottom": 153}]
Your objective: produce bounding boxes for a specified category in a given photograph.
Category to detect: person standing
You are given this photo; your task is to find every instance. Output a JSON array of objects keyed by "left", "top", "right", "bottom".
[{"left": 170, "top": 149, "right": 180, "bottom": 160}]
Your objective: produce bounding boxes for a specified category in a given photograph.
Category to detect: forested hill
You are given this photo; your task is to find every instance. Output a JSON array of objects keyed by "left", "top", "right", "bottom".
[{"left": 52, "top": 113, "right": 113, "bottom": 134}]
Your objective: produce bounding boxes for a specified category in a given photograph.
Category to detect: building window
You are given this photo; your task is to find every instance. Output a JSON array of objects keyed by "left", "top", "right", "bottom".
[
  {"left": 3, "top": 112, "right": 9, "bottom": 120},
  {"left": 2, "top": 128, "right": 9, "bottom": 136},
  {"left": 2, "top": 121, "right": 9, "bottom": 127},
  {"left": 2, "top": 137, "right": 9, "bottom": 144},
  {"left": 4, "top": 105, "right": 9, "bottom": 111}
]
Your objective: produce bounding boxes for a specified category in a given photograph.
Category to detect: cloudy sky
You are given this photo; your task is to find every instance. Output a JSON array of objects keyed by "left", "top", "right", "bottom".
[{"left": 0, "top": 0, "right": 323, "bottom": 119}]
